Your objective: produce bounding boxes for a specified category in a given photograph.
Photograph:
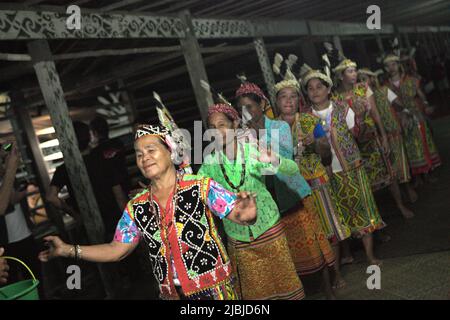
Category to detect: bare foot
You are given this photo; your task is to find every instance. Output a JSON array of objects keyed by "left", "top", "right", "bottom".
[
  {"left": 368, "top": 259, "right": 383, "bottom": 267},
  {"left": 406, "top": 187, "right": 418, "bottom": 203},
  {"left": 332, "top": 278, "right": 347, "bottom": 290},
  {"left": 413, "top": 176, "right": 423, "bottom": 188},
  {"left": 424, "top": 174, "right": 438, "bottom": 183},
  {"left": 399, "top": 205, "right": 415, "bottom": 219},
  {"left": 327, "top": 292, "right": 337, "bottom": 300},
  {"left": 376, "top": 231, "right": 392, "bottom": 243},
  {"left": 340, "top": 256, "right": 354, "bottom": 265}
]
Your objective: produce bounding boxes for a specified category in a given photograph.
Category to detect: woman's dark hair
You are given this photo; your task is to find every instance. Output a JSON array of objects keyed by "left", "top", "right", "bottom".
[
  {"left": 208, "top": 112, "right": 235, "bottom": 126},
  {"left": 236, "top": 93, "right": 263, "bottom": 106},
  {"left": 303, "top": 78, "right": 332, "bottom": 105},
  {"left": 275, "top": 88, "right": 300, "bottom": 98},
  {"left": 304, "top": 78, "right": 332, "bottom": 90}
]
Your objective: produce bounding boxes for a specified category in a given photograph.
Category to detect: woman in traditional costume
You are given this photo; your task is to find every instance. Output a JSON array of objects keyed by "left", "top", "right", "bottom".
[
  {"left": 38, "top": 97, "right": 258, "bottom": 300},
  {"left": 358, "top": 68, "right": 418, "bottom": 206},
  {"left": 333, "top": 58, "right": 414, "bottom": 220},
  {"left": 234, "top": 57, "right": 337, "bottom": 299},
  {"left": 198, "top": 102, "right": 305, "bottom": 300},
  {"left": 383, "top": 54, "right": 441, "bottom": 184},
  {"left": 271, "top": 59, "right": 352, "bottom": 290},
  {"left": 301, "top": 63, "right": 385, "bottom": 266}
]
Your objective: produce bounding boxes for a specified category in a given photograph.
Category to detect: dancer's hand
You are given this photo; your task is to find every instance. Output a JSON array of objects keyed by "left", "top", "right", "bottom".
[
  {"left": 301, "top": 132, "right": 315, "bottom": 146},
  {"left": 381, "top": 136, "right": 391, "bottom": 156},
  {"left": 0, "top": 248, "right": 9, "bottom": 284},
  {"left": 231, "top": 191, "right": 257, "bottom": 225},
  {"left": 38, "top": 236, "right": 71, "bottom": 262},
  {"left": 257, "top": 146, "right": 279, "bottom": 165}
]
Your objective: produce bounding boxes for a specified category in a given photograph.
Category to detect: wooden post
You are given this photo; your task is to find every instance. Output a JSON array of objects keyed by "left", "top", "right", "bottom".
[
  {"left": 432, "top": 33, "right": 443, "bottom": 56},
  {"left": 395, "top": 30, "right": 404, "bottom": 49},
  {"left": 427, "top": 33, "right": 439, "bottom": 57},
  {"left": 418, "top": 34, "right": 429, "bottom": 59},
  {"left": 355, "top": 38, "right": 370, "bottom": 67},
  {"left": 300, "top": 37, "right": 320, "bottom": 69},
  {"left": 403, "top": 33, "right": 412, "bottom": 50},
  {"left": 27, "top": 39, "right": 117, "bottom": 298},
  {"left": 117, "top": 79, "right": 137, "bottom": 125},
  {"left": 444, "top": 32, "right": 450, "bottom": 52},
  {"left": 253, "top": 37, "right": 277, "bottom": 114},
  {"left": 427, "top": 33, "right": 434, "bottom": 59},
  {"left": 9, "top": 91, "right": 50, "bottom": 189},
  {"left": 178, "top": 10, "right": 213, "bottom": 126},
  {"left": 333, "top": 35, "right": 344, "bottom": 56},
  {"left": 375, "top": 34, "right": 385, "bottom": 55},
  {"left": 8, "top": 91, "right": 67, "bottom": 238}
]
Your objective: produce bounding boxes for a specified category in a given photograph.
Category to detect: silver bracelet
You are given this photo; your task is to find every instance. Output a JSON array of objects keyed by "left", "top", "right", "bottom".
[
  {"left": 75, "top": 245, "right": 82, "bottom": 260},
  {"left": 69, "top": 246, "right": 75, "bottom": 259}
]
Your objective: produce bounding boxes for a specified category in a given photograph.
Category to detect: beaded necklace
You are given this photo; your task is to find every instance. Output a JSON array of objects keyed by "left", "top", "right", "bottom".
[
  {"left": 219, "top": 142, "right": 246, "bottom": 191},
  {"left": 149, "top": 173, "right": 180, "bottom": 249}
]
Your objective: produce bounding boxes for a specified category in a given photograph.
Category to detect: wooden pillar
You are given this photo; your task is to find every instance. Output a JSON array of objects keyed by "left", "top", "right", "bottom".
[
  {"left": 432, "top": 33, "right": 443, "bottom": 56},
  {"left": 333, "top": 35, "right": 344, "bottom": 56},
  {"left": 8, "top": 91, "right": 67, "bottom": 238},
  {"left": 178, "top": 10, "right": 213, "bottom": 126},
  {"left": 427, "top": 33, "right": 438, "bottom": 57},
  {"left": 418, "top": 33, "right": 430, "bottom": 59},
  {"left": 117, "top": 79, "right": 137, "bottom": 125},
  {"left": 300, "top": 37, "right": 320, "bottom": 69},
  {"left": 253, "top": 37, "right": 277, "bottom": 114},
  {"left": 27, "top": 39, "right": 117, "bottom": 298},
  {"left": 375, "top": 34, "right": 385, "bottom": 54},
  {"left": 444, "top": 32, "right": 450, "bottom": 52},
  {"left": 395, "top": 30, "right": 404, "bottom": 49},
  {"left": 9, "top": 92, "right": 50, "bottom": 190},
  {"left": 355, "top": 38, "right": 370, "bottom": 67},
  {"left": 403, "top": 33, "right": 412, "bottom": 50}
]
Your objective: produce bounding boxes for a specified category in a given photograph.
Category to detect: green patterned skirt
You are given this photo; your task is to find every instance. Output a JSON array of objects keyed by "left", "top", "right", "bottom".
[{"left": 330, "top": 165, "right": 386, "bottom": 238}]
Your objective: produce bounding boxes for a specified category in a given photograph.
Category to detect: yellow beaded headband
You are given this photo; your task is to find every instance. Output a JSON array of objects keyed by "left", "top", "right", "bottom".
[
  {"left": 358, "top": 68, "right": 377, "bottom": 77},
  {"left": 274, "top": 79, "right": 300, "bottom": 93},
  {"left": 301, "top": 69, "right": 333, "bottom": 88},
  {"left": 333, "top": 59, "right": 357, "bottom": 73},
  {"left": 383, "top": 54, "right": 400, "bottom": 65}
]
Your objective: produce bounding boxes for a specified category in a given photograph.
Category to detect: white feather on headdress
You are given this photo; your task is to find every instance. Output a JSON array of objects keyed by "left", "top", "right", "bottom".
[
  {"left": 321, "top": 54, "right": 331, "bottom": 79},
  {"left": 285, "top": 54, "right": 298, "bottom": 70},
  {"left": 152, "top": 93, "right": 192, "bottom": 171},
  {"left": 236, "top": 74, "right": 247, "bottom": 84},
  {"left": 374, "top": 69, "right": 384, "bottom": 76},
  {"left": 392, "top": 37, "right": 399, "bottom": 47},
  {"left": 323, "top": 42, "right": 333, "bottom": 52},
  {"left": 200, "top": 80, "right": 231, "bottom": 106},
  {"left": 299, "top": 63, "right": 313, "bottom": 79},
  {"left": 272, "top": 53, "right": 283, "bottom": 75},
  {"left": 153, "top": 91, "right": 165, "bottom": 109}
]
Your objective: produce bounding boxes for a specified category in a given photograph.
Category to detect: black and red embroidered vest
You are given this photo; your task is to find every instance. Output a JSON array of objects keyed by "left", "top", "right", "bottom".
[{"left": 129, "top": 174, "right": 232, "bottom": 299}]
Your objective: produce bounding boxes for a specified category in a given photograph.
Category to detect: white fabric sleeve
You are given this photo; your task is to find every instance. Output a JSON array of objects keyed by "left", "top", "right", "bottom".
[
  {"left": 346, "top": 108, "right": 356, "bottom": 130},
  {"left": 387, "top": 88, "right": 398, "bottom": 104}
]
